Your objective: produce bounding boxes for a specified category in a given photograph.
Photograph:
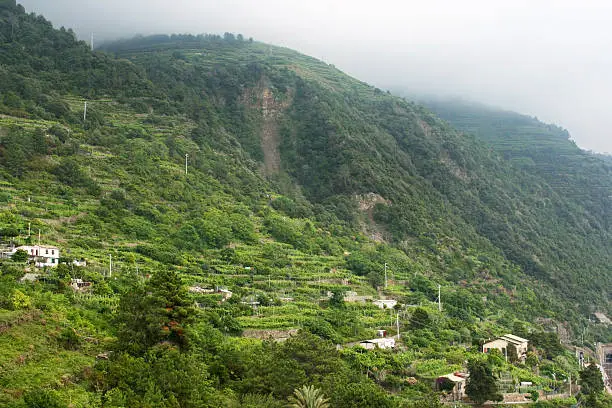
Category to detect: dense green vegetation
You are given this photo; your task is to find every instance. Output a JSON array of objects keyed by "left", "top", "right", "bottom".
[
  {"left": 421, "top": 98, "right": 611, "bottom": 230},
  {"left": 0, "top": 2, "right": 610, "bottom": 407}
]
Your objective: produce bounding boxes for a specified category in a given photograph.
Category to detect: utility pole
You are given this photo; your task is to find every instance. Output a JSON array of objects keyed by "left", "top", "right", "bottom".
[
  {"left": 90, "top": 33, "right": 94, "bottom": 51},
  {"left": 384, "top": 263, "right": 388, "bottom": 289},
  {"left": 438, "top": 284, "right": 442, "bottom": 312},
  {"left": 28, "top": 222, "right": 31, "bottom": 237},
  {"left": 109, "top": 254, "right": 112, "bottom": 278},
  {"left": 568, "top": 373, "right": 572, "bottom": 396},
  {"left": 38, "top": 229, "right": 41, "bottom": 246},
  {"left": 83, "top": 101, "right": 87, "bottom": 121},
  {"left": 185, "top": 153, "right": 188, "bottom": 175}
]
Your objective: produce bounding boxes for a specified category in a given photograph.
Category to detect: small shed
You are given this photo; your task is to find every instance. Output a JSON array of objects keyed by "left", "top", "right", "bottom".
[
  {"left": 70, "top": 278, "right": 92, "bottom": 291},
  {"left": 373, "top": 299, "right": 398, "bottom": 309},
  {"left": 358, "top": 337, "right": 395, "bottom": 350},
  {"left": 436, "top": 373, "right": 467, "bottom": 401}
]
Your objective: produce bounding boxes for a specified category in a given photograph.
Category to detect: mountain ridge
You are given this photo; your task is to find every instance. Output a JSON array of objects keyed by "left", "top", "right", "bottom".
[{"left": 0, "top": 3, "right": 610, "bottom": 406}]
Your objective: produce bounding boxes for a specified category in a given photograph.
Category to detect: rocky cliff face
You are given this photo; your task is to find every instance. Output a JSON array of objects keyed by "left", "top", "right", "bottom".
[{"left": 244, "top": 81, "right": 294, "bottom": 175}]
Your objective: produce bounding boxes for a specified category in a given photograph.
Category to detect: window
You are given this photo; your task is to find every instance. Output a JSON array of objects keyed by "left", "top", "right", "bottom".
[
  {"left": 606, "top": 353, "right": 612, "bottom": 364},
  {"left": 45, "top": 249, "right": 48, "bottom": 254},
  {"left": 51, "top": 250, "right": 54, "bottom": 255}
]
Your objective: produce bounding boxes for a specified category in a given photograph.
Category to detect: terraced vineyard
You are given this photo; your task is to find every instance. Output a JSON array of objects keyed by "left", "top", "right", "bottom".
[{"left": 0, "top": 2, "right": 610, "bottom": 407}]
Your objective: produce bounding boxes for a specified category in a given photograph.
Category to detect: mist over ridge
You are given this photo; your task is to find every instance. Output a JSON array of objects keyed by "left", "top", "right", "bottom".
[{"left": 17, "top": 0, "right": 612, "bottom": 154}]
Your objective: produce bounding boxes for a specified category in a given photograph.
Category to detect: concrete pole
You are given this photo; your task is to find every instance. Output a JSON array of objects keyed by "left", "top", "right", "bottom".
[{"left": 384, "top": 263, "right": 388, "bottom": 289}]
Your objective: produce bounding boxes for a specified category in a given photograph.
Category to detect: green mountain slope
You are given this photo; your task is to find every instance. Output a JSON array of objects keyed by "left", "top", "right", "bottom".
[
  {"left": 0, "top": 3, "right": 610, "bottom": 406},
  {"left": 103, "top": 36, "right": 611, "bottom": 307},
  {"left": 421, "top": 98, "right": 611, "bottom": 229}
]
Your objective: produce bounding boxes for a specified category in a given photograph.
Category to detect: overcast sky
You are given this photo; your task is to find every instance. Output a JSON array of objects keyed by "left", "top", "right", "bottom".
[{"left": 18, "top": 0, "right": 612, "bottom": 153}]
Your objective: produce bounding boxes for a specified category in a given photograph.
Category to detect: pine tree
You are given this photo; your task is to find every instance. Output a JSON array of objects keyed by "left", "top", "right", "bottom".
[
  {"left": 465, "top": 359, "right": 503, "bottom": 406},
  {"left": 580, "top": 363, "right": 604, "bottom": 396},
  {"left": 116, "top": 268, "right": 195, "bottom": 355}
]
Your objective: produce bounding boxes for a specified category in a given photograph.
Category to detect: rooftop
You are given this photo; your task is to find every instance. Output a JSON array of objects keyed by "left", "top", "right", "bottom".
[{"left": 500, "top": 334, "right": 529, "bottom": 344}]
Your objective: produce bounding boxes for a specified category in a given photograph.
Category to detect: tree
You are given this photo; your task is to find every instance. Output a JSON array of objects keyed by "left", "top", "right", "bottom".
[
  {"left": 465, "top": 359, "right": 503, "bottom": 406},
  {"left": 525, "top": 351, "right": 539, "bottom": 369},
  {"left": 23, "top": 388, "right": 65, "bottom": 408},
  {"left": 12, "top": 289, "right": 31, "bottom": 309},
  {"left": 328, "top": 380, "right": 393, "bottom": 408},
  {"left": 95, "top": 346, "right": 218, "bottom": 407},
  {"left": 410, "top": 307, "right": 430, "bottom": 329},
  {"left": 11, "top": 249, "right": 29, "bottom": 262},
  {"left": 288, "top": 385, "right": 329, "bottom": 408},
  {"left": 403, "top": 394, "right": 444, "bottom": 408},
  {"left": 507, "top": 343, "right": 519, "bottom": 363},
  {"left": 53, "top": 157, "right": 87, "bottom": 187},
  {"left": 579, "top": 363, "right": 604, "bottom": 396},
  {"left": 329, "top": 289, "right": 345, "bottom": 308},
  {"left": 115, "top": 268, "right": 195, "bottom": 355}
]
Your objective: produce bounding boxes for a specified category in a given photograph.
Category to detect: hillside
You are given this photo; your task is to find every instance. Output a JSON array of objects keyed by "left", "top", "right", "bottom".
[
  {"left": 101, "top": 36, "right": 612, "bottom": 307},
  {"left": 420, "top": 98, "right": 611, "bottom": 231},
  {"left": 0, "top": 3, "right": 610, "bottom": 407}
]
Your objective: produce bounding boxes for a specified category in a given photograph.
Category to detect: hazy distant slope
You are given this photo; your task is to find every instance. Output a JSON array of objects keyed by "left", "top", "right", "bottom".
[{"left": 422, "top": 98, "right": 612, "bottom": 232}]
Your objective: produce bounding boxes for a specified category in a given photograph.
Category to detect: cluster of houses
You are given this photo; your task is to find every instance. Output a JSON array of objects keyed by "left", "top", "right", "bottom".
[
  {"left": 1, "top": 244, "right": 61, "bottom": 267},
  {"left": 431, "top": 334, "right": 530, "bottom": 402},
  {"left": 2, "top": 244, "right": 87, "bottom": 269},
  {"left": 1, "top": 243, "right": 95, "bottom": 291}
]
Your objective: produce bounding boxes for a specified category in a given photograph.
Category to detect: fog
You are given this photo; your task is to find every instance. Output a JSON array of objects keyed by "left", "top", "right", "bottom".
[{"left": 18, "top": 0, "right": 612, "bottom": 153}]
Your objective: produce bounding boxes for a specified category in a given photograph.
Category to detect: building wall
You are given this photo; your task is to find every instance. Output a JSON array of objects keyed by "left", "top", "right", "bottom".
[
  {"left": 373, "top": 300, "right": 397, "bottom": 309},
  {"left": 600, "top": 343, "right": 612, "bottom": 386},
  {"left": 514, "top": 342, "right": 528, "bottom": 356},
  {"left": 483, "top": 339, "right": 507, "bottom": 353}
]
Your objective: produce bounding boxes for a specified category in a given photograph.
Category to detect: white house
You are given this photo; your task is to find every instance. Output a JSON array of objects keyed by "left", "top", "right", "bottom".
[
  {"left": 359, "top": 337, "right": 396, "bottom": 350},
  {"left": 373, "top": 299, "right": 398, "bottom": 309},
  {"left": 12, "top": 245, "right": 60, "bottom": 267},
  {"left": 483, "top": 333, "right": 529, "bottom": 360}
]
